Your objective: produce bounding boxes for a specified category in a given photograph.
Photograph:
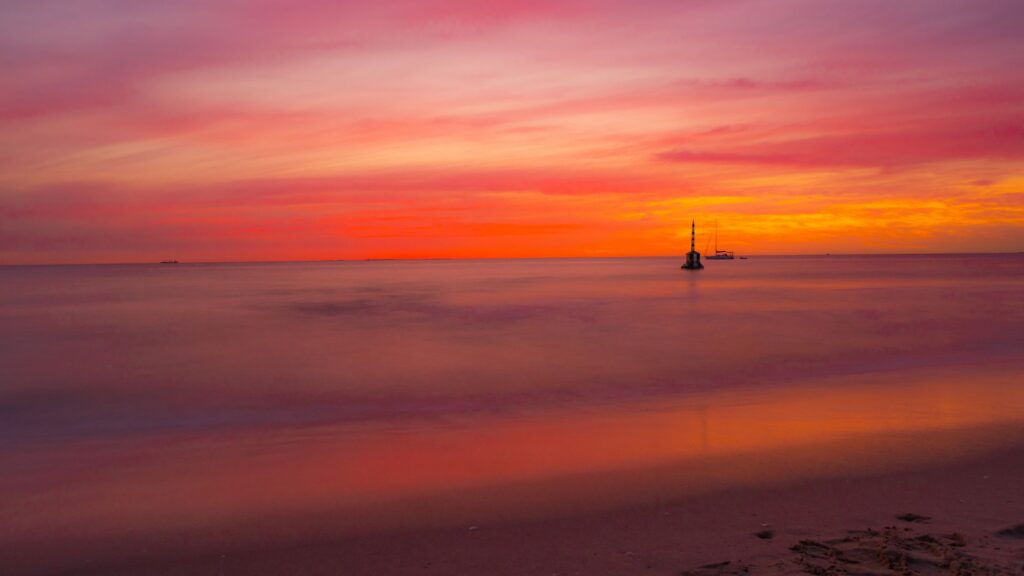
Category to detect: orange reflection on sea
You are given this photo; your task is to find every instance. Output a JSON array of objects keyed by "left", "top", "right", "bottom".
[{"left": 3, "top": 364, "right": 1024, "bottom": 545}]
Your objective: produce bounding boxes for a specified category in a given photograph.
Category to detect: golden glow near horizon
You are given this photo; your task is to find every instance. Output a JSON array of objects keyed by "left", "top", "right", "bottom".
[{"left": 1, "top": 1, "right": 1023, "bottom": 263}]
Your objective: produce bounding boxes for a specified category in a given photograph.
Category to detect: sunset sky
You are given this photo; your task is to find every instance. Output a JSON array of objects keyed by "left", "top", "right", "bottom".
[{"left": 2, "top": 0, "right": 1022, "bottom": 263}]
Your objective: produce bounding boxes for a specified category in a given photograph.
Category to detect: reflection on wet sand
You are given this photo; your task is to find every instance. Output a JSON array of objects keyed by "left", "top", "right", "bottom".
[{"left": 5, "top": 363, "right": 1023, "bottom": 548}]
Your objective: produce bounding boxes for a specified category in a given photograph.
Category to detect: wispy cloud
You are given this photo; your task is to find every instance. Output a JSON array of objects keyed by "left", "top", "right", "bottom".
[{"left": 2, "top": 0, "right": 1023, "bottom": 262}]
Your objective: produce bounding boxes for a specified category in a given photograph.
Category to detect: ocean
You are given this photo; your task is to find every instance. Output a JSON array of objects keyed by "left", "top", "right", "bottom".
[{"left": 2, "top": 254, "right": 1023, "bottom": 566}]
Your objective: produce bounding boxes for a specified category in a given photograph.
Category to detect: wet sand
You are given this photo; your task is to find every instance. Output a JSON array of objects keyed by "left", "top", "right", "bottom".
[{"left": 11, "top": 425, "right": 1024, "bottom": 575}]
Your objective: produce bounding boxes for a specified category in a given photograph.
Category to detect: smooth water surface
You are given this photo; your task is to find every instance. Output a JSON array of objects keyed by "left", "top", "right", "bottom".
[{"left": 2, "top": 255, "right": 1024, "bottom": 564}]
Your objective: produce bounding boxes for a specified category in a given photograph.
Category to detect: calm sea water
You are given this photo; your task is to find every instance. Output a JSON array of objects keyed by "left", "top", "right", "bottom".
[{"left": 2, "top": 255, "right": 1024, "bottom": 567}]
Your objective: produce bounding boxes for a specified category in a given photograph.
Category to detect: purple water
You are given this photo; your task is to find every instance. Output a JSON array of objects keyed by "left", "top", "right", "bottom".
[
  {"left": 4, "top": 255, "right": 1022, "bottom": 442},
  {"left": 2, "top": 254, "right": 1024, "bottom": 570}
]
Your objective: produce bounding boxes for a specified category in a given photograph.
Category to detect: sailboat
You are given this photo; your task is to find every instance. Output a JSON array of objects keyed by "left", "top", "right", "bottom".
[{"left": 704, "top": 221, "right": 735, "bottom": 260}]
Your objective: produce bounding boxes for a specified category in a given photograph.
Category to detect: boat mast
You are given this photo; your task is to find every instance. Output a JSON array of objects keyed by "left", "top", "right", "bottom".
[{"left": 691, "top": 220, "right": 696, "bottom": 254}]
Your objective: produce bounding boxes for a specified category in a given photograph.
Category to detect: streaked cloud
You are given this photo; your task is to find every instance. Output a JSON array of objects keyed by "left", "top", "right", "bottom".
[{"left": 2, "top": 0, "right": 1023, "bottom": 262}]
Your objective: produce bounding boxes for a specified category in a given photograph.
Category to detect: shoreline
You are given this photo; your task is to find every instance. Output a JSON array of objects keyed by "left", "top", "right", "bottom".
[
  {"left": 4, "top": 255, "right": 1022, "bottom": 575},
  {"left": 11, "top": 426, "right": 1024, "bottom": 575}
]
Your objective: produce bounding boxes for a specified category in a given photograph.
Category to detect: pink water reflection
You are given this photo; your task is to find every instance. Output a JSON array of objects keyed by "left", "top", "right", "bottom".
[
  {"left": 2, "top": 256, "right": 1023, "bottom": 569},
  {"left": 5, "top": 363, "right": 1023, "bottom": 548}
]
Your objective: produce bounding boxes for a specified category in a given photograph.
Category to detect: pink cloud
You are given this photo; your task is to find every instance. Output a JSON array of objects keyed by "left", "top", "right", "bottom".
[
  {"left": 3, "top": 0, "right": 1024, "bottom": 261},
  {"left": 657, "top": 120, "right": 1024, "bottom": 169}
]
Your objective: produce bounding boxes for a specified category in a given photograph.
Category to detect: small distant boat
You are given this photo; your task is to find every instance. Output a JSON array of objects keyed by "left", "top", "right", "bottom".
[
  {"left": 159, "top": 260, "right": 179, "bottom": 264},
  {"left": 704, "top": 221, "right": 735, "bottom": 260}
]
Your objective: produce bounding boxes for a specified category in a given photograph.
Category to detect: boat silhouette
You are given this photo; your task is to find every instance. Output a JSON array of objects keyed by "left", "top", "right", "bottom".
[{"left": 704, "top": 221, "right": 734, "bottom": 260}]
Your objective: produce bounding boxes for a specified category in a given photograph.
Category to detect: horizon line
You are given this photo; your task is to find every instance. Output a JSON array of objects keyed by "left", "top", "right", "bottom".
[{"left": 2, "top": 250, "right": 1022, "bottom": 268}]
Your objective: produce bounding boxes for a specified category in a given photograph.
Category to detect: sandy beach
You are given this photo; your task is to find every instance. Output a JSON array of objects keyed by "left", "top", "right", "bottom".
[{"left": 4, "top": 423, "right": 1022, "bottom": 575}]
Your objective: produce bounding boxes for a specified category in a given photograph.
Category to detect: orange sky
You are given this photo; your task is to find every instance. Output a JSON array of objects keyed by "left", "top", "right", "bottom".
[{"left": 2, "top": 0, "right": 1023, "bottom": 263}]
